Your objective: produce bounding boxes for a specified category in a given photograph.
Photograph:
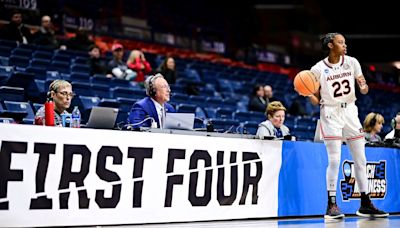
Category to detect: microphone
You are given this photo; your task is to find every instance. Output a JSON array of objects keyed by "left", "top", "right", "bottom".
[
  {"left": 223, "top": 125, "right": 235, "bottom": 134},
  {"left": 124, "top": 116, "right": 157, "bottom": 130},
  {"left": 194, "top": 117, "right": 214, "bottom": 132},
  {"left": 235, "top": 124, "right": 249, "bottom": 135}
]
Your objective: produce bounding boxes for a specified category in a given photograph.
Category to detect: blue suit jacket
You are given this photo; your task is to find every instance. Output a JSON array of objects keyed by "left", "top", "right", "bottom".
[{"left": 127, "top": 97, "right": 176, "bottom": 128}]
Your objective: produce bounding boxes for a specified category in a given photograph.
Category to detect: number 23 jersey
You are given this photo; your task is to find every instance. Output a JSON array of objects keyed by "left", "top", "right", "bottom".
[{"left": 311, "top": 55, "right": 362, "bottom": 106}]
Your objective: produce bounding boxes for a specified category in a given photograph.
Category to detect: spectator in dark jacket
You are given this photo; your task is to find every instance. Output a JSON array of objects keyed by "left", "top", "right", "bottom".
[
  {"left": 31, "top": 15, "right": 58, "bottom": 48},
  {"left": 156, "top": 56, "right": 177, "bottom": 84},
  {"left": 87, "top": 44, "right": 109, "bottom": 76},
  {"left": 249, "top": 84, "right": 267, "bottom": 112},
  {"left": 0, "top": 10, "right": 32, "bottom": 44},
  {"left": 264, "top": 85, "right": 278, "bottom": 103}
]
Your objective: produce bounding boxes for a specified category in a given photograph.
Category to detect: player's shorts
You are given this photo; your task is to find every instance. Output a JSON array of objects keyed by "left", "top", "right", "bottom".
[{"left": 319, "top": 102, "right": 364, "bottom": 141}]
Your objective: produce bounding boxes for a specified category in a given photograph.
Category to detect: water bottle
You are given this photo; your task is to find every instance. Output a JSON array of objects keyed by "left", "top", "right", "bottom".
[
  {"left": 71, "top": 106, "right": 81, "bottom": 128},
  {"left": 44, "top": 97, "right": 55, "bottom": 126}
]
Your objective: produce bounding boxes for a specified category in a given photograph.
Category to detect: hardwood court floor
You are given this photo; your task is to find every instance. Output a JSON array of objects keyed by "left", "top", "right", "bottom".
[{"left": 100, "top": 215, "right": 400, "bottom": 228}]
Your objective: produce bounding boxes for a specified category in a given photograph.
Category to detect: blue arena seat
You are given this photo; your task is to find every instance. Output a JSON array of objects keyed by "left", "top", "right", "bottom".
[
  {"left": 176, "top": 103, "right": 197, "bottom": 113},
  {"left": 71, "top": 82, "right": 92, "bottom": 97},
  {"left": 11, "top": 48, "right": 33, "bottom": 57},
  {"left": 3, "top": 101, "right": 35, "bottom": 121},
  {"left": 70, "top": 64, "right": 90, "bottom": 74},
  {"left": 0, "top": 86, "right": 25, "bottom": 101},
  {"left": 116, "top": 97, "right": 136, "bottom": 113},
  {"left": 210, "top": 119, "right": 240, "bottom": 133},
  {"left": 32, "top": 51, "right": 53, "bottom": 60},
  {"left": 91, "top": 84, "right": 112, "bottom": 99},
  {"left": 9, "top": 55, "right": 30, "bottom": 68},
  {"left": 215, "top": 107, "right": 234, "bottom": 119},
  {"left": 0, "top": 117, "right": 15, "bottom": 123},
  {"left": 242, "top": 121, "right": 259, "bottom": 135}
]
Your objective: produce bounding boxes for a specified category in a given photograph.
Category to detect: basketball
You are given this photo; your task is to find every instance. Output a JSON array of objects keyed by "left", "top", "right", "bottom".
[{"left": 293, "top": 70, "right": 320, "bottom": 96}]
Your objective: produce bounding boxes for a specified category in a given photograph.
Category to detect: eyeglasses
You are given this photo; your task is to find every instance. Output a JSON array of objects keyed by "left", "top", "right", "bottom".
[
  {"left": 57, "top": 91, "right": 76, "bottom": 98},
  {"left": 159, "top": 84, "right": 170, "bottom": 90}
]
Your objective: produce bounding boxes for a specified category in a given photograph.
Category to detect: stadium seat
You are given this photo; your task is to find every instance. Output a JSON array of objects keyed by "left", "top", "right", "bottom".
[
  {"left": 242, "top": 121, "right": 259, "bottom": 135},
  {"left": 70, "top": 64, "right": 90, "bottom": 74},
  {"left": 0, "top": 86, "right": 25, "bottom": 101},
  {"left": 116, "top": 97, "right": 136, "bottom": 113},
  {"left": 189, "top": 95, "right": 207, "bottom": 107},
  {"left": 112, "top": 87, "right": 145, "bottom": 99},
  {"left": 0, "top": 117, "right": 15, "bottom": 123},
  {"left": 98, "top": 98, "right": 120, "bottom": 109},
  {"left": 5, "top": 71, "right": 35, "bottom": 88},
  {"left": 32, "top": 103, "right": 43, "bottom": 113},
  {"left": 52, "top": 54, "right": 71, "bottom": 62},
  {"left": 111, "top": 78, "right": 132, "bottom": 88},
  {"left": 9, "top": 55, "right": 30, "bottom": 68},
  {"left": 25, "top": 66, "right": 47, "bottom": 80},
  {"left": 51, "top": 61, "right": 70, "bottom": 73},
  {"left": 0, "top": 46, "right": 12, "bottom": 57},
  {"left": 0, "top": 39, "right": 17, "bottom": 48},
  {"left": 30, "top": 58, "right": 51, "bottom": 68},
  {"left": 205, "top": 97, "right": 223, "bottom": 108},
  {"left": 210, "top": 119, "right": 240, "bottom": 133},
  {"left": 76, "top": 95, "right": 101, "bottom": 122},
  {"left": 11, "top": 48, "right": 33, "bottom": 57},
  {"left": 3, "top": 101, "right": 35, "bottom": 121},
  {"left": 91, "top": 84, "right": 112, "bottom": 99},
  {"left": 203, "top": 107, "right": 217, "bottom": 118},
  {"left": 32, "top": 51, "right": 53, "bottom": 60},
  {"left": 233, "top": 111, "right": 265, "bottom": 123},
  {"left": 91, "top": 75, "right": 112, "bottom": 85},
  {"left": 171, "top": 93, "right": 189, "bottom": 103},
  {"left": 70, "top": 72, "right": 91, "bottom": 83},
  {"left": 215, "top": 107, "right": 234, "bottom": 119},
  {"left": 176, "top": 103, "right": 197, "bottom": 113},
  {"left": 73, "top": 57, "right": 89, "bottom": 64},
  {"left": 71, "top": 82, "right": 93, "bottom": 97}
]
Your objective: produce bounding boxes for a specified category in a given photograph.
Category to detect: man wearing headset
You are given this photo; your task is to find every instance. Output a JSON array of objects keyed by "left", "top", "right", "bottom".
[
  {"left": 384, "top": 112, "right": 400, "bottom": 140},
  {"left": 127, "top": 73, "right": 175, "bottom": 128}
]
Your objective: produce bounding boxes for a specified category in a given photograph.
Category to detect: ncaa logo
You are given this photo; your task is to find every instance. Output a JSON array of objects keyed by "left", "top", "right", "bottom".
[
  {"left": 343, "top": 162, "right": 351, "bottom": 177},
  {"left": 324, "top": 69, "right": 329, "bottom": 74},
  {"left": 343, "top": 63, "right": 350, "bottom": 70}
]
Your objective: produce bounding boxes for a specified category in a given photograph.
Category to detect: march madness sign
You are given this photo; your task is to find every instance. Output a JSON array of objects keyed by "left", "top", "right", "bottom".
[{"left": 340, "top": 160, "right": 387, "bottom": 201}]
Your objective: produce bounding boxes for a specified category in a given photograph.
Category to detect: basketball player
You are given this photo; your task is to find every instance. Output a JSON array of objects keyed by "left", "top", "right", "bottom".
[{"left": 301, "top": 33, "right": 388, "bottom": 219}]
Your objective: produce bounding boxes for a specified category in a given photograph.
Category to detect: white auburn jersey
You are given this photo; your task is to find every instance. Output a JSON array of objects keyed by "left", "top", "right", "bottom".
[{"left": 311, "top": 55, "right": 362, "bottom": 106}]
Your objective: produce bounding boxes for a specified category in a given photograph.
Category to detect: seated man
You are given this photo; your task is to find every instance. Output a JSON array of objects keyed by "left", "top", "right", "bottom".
[
  {"left": 127, "top": 73, "right": 175, "bottom": 128},
  {"left": 384, "top": 112, "right": 400, "bottom": 140},
  {"left": 35, "top": 80, "right": 74, "bottom": 126},
  {"left": 107, "top": 43, "right": 136, "bottom": 80}
]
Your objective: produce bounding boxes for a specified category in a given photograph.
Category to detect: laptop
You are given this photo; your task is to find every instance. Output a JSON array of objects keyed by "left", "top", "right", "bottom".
[
  {"left": 85, "top": 107, "right": 119, "bottom": 129},
  {"left": 163, "top": 113, "right": 195, "bottom": 130}
]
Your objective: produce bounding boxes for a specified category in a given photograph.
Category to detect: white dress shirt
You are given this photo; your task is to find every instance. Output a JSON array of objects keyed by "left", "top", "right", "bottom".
[{"left": 151, "top": 98, "right": 165, "bottom": 129}]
